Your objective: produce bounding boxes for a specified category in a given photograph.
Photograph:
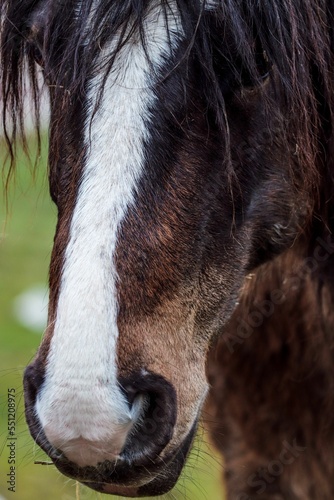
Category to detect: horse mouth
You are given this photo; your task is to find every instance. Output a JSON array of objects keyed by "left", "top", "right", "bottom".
[{"left": 50, "top": 422, "right": 197, "bottom": 497}]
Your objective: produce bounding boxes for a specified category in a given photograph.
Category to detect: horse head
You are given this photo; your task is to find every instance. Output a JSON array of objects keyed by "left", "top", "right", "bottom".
[{"left": 1, "top": 0, "right": 333, "bottom": 496}]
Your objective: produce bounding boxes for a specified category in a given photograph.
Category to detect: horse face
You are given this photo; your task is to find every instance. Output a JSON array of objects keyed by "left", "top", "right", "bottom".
[{"left": 23, "top": 1, "right": 297, "bottom": 496}]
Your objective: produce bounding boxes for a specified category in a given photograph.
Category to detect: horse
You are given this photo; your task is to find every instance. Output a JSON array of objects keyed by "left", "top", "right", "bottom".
[{"left": 1, "top": 0, "right": 334, "bottom": 498}]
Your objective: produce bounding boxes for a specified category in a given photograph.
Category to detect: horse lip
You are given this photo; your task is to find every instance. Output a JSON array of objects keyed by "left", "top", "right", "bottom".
[
  {"left": 46, "top": 418, "right": 198, "bottom": 497},
  {"left": 82, "top": 419, "right": 198, "bottom": 497},
  {"left": 52, "top": 444, "right": 175, "bottom": 487},
  {"left": 86, "top": 482, "right": 141, "bottom": 497}
]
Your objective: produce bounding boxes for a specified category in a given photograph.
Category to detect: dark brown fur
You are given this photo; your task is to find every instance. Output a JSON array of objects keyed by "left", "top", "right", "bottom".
[{"left": 207, "top": 237, "right": 334, "bottom": 499}]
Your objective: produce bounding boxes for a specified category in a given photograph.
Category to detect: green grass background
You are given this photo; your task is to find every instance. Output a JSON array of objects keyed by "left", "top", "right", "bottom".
[{"left": 0, "top": 137, "right": 224, "bottom": 500}]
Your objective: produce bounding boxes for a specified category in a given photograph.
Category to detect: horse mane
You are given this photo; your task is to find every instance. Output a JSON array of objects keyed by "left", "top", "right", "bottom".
[{"left": 1, "top": 0, "right": 334, "bottom": 198}]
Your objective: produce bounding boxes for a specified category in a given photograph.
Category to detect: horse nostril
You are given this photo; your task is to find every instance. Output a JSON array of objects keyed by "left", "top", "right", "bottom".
[
  {"left": 23, "top": 363, "right": 44, "bottom": 407},
  {"left": 23, "top": 362, "right": 48, "bottom": 448},
  {"left": 119, "top": 372, "right": 177, "bottom": 465}
]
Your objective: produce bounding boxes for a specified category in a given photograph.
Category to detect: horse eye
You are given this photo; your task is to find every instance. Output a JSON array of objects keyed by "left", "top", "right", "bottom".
[
  {"left": 256, "top": 50, "right": 272, "bottom": 82},
  {"left": 241, "top": 51, "right": 272, "bottom": 90},
  {"left": 259, "top": 70, "right": 270, "bottom": 81}
]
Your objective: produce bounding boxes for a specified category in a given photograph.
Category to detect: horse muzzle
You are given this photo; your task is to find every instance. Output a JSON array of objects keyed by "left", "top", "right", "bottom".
[{"left": 23, "top": 362, "right": 198, "bottom": 496}]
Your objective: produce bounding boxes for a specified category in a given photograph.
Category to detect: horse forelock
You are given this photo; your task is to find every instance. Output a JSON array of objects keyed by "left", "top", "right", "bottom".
[{"left": 1, "top": 0, "right": 334, "bottom": 196}]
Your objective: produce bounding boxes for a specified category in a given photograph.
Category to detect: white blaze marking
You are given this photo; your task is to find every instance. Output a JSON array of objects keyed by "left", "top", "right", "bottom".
[{"left": 36, "top": 3, "right": 182, "bottom": 466}]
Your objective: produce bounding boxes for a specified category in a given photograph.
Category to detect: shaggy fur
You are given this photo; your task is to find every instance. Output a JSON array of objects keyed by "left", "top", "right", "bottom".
[{"left": 207, "top": 240, "right": 334, "bottom": 499}]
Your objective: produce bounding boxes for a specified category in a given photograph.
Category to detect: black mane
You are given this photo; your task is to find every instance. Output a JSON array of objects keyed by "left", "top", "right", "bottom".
[{"left": 1, "top": 0, "right": 334, "bottom": 191}]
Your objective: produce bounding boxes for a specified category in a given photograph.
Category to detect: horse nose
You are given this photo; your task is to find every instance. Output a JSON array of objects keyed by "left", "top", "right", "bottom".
[
  {"left": 24, "top": 364, "right": 176, "bottom": 467},
  {"left": 23, "top": 363, "right": 45, "bottom": 437}
]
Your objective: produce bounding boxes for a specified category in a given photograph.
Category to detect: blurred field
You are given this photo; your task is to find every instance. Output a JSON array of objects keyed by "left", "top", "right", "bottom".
[{"left": 0, "top": 137, "right": 224, "bottom": 500}]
